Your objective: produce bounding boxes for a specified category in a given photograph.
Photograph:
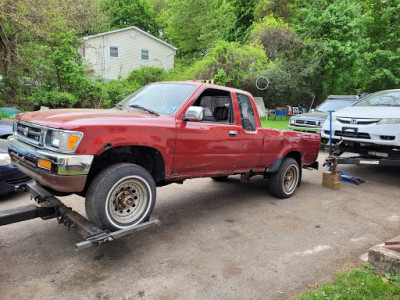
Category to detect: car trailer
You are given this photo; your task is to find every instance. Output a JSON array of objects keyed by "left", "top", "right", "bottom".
[{"left": 0, "top": 181, "right": 160, "bottom": 251}]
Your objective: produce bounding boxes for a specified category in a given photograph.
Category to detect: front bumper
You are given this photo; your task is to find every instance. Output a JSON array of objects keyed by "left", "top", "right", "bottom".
[
  {"left": 288, "top": 125, "right": 320, "bottom": 133},
  {"left": 321, "top": 122, "right": 400, "bottom": 147},
  {"left": 7, "top": 136, "right": 93, "bottom": 192}
]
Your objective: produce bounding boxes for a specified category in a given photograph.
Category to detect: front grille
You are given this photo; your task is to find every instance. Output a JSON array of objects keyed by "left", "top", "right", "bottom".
[
  {"left": 334, "top": 131, "right": 371, "bottom": 139},
  {"left": 295, "top": 120, "right": 317, "bottom": 127},
  {"left": 337, "top": 117, "right": 380, "bottom": 125},
  {"left": 15, "top": 121, "right": 46, "bottom": 146}
]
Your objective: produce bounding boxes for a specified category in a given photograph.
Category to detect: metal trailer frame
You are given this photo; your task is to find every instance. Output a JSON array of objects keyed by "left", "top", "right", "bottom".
[
  {"left": 0, "top": 181, "right": 160, "bottom": 251},
  {"left": 335, "top": 155, "right": 400, "bottom": 167}
]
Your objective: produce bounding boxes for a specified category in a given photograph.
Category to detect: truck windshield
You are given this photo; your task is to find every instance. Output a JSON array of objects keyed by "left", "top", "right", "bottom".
[
  {"left": 116, "top": 83, "right": 197, "bottom": 115},
  {"left": 316, "top": 100, "right": 355, "bottom": 112},
  {"left": 354, "top": 90, "right": 400, "bottom": 107}
]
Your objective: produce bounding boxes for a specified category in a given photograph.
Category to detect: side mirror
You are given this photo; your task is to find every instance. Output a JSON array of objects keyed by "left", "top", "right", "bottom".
[{"left": 184, "top": 107, "right": 204, "bottom": 122}]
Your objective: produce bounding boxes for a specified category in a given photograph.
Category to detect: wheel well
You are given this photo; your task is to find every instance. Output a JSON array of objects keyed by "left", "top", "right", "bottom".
[
  {"left": 285, "top": 151, "right": 301, "bottom": 167},
  {"left": 82, "top": 146, "right": 165, "bottom": 196}
]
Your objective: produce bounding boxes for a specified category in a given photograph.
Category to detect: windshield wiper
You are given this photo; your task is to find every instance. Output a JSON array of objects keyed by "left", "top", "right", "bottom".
[
  {"left": 129, "top": 104, "right": 160, "bottom": 116},
  {"left": 114, "top": 104, "right": 123, "bottom": 110}
]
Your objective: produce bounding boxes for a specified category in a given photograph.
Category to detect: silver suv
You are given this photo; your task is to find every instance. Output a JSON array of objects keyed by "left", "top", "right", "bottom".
[{"left": 289, "top": 95, "right": 360, "bottom": 133}]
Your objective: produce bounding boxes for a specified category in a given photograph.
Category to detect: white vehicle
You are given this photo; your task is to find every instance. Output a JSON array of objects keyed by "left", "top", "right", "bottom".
[{"left": 321, "top": 89, "right": 400, "bottom": 159}]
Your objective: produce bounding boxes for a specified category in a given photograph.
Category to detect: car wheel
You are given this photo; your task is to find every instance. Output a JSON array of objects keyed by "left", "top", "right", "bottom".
[
  {"left": 268, "top": 158, "right": 299, "bottom": 198},
  {"left": 85, "top": 163, "right": 156, "bottom": 231}
]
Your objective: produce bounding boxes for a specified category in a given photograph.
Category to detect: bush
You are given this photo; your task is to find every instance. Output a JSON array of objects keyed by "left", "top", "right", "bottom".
[
  {"left": 29, "top": 89, "right": 78, "bottom": 108},
  {"left": 126, "top": 66, "right": 167, "bottom": 86},
  {"left": 183, "top": 40, "right": 269, "bottom": 87},
  {"left": 102, "top": 80, "right": 141, "bottom": 108}
]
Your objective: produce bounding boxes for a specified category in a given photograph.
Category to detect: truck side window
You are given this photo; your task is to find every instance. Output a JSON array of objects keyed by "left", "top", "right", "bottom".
[
  {"left": 191, "top": 89, "right": 234, "bottom": 124},
  {"left": 237, "top": 93, "right": 256, "bottom": 131}
]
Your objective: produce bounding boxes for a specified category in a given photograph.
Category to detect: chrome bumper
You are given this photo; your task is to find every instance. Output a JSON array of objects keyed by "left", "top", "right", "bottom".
[
  {"left": 288, "top": 125, "right": 320, "bottom": 133},
  {"left": 7, "top": 136, "right": 93, "bottom": 176}
]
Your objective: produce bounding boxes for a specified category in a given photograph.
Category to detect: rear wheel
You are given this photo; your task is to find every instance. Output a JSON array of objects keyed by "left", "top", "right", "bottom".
[
  {"left": 85, "top": 163, "right": 156, "bottom": 231},
  {"left": 268, "top": 158, "right": 299, "bottom": 198}
]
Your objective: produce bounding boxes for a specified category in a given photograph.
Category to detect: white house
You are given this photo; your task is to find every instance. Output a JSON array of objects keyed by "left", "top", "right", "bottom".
[{"left": 80, "top": 26, "right": 177, "bottom": 81}]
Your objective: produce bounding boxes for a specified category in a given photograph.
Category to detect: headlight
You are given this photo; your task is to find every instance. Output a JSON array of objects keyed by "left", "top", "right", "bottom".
[
  {"left": 45, "top": 129, "right": 83, "bottom": 152},
  {"left": 289, "top": 118, "right": 295, "bottom": 125},
  {"left": 327, "top": 115, "right": 337, "bottom": 122},
  {"left": 377, "top": 118, "right": 400, "bottom": 125},
  {"left": 0, "top": 153, "right": 11, "bottom": 166}
]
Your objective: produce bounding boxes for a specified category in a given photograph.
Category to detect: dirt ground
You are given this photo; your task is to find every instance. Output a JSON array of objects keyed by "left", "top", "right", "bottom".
[{"left": 0, "top": 151, "right": 399, "bottom": 300}]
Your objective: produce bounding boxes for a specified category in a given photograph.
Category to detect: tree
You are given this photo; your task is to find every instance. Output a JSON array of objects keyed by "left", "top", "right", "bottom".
[
  {"left": 101, "top": 0, "right": 157, "bottom": 35},
  {"left": 184, "top": 40, "right": 269, "bottom": 87},
  {"left": 358, "top": 0, "right": 400, "bottom": 92},
  {"left": 0, "top": 0, "right": 108, "bottom": 106},
  {"left": 245, "top": 16, "right": 321, "bottom": 106},
  {"left": 164, "top": 0, "right": 236, "bottom": 58},
  {"left": 294, "top": 0, "right": 369, "bottom": 96},
  {"left": 226, "top": 0, "right": 257, "bottom": 41}
]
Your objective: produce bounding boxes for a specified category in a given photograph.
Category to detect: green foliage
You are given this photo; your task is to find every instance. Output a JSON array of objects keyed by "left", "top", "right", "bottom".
[
  {"left": 226, "top": 0, "right": 257, "bottom": 42},
  {"left": 126, "top": 66, "right": 167, "bottom": 86},
  {"left": 29, "top": 90, "right": 78, "bottom": 108},
  {"left": 184, "top": 41, "right": 269, "bottom": 87},
  {"left": 102, "top": 80, "right": 141, "bottom": 108},
  {"left": 101, "top": 0, "right": 157, "bottom": 35},
  {"left": 294, "top": 0, "right": 369, "bottom": 97},
  {"left": 35, "top": 30, "right": 86, "bottom": 93},
  {"left": 299, "top": 265, "right": 400, "bottom": 299},
  {"left": 248, "top": 16, "right": 298, "bottom": 61},
  {"left": 358, "top": 0, "right": 400, "bottom": 92},
  {"left": 164, "top": 0, "right": 236, "bottom": 57}
]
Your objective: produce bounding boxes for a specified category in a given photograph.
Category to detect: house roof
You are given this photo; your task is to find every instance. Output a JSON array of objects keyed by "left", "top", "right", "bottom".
[{"left": 82, "top": 26, "right": 178, "bottom": 51}]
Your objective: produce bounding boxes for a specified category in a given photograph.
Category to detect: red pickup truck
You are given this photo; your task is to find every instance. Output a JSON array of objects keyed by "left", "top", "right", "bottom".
[{"left": 8, "top": 82, "right": 320, "bottom": 231}]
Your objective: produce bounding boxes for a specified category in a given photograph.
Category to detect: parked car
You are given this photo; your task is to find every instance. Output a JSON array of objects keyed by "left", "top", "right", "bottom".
[
  {"left": 288, "top": 95, "right": 361, "bottom": 133},
  {"left": 0, "top": 139, "right": 31, "bottom": 195},
  {"left": 321, "top": 89, "right": 400, "bottom": 158}
]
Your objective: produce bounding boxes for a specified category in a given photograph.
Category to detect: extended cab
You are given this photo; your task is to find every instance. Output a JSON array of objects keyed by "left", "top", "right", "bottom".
[{"left": 8, "top": 82, "right": 320, "bottom": 231}]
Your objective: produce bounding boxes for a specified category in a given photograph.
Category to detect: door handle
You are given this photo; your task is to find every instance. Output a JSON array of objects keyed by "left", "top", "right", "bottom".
[{"left": 229, "top": 130, "right": 238, "bottom": 137}]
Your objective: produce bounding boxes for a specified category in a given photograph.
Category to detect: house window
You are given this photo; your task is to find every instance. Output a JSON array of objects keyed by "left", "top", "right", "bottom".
[
  {"left": 109, "top": 46, "right": 119, "bottom": 58},
  {"left": 141, "top": 49, "right": 149, "bottom": 61}
]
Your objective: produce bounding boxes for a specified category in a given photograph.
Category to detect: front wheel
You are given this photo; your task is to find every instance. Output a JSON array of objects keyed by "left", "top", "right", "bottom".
[
  {"left": 85, "top": 163, "right": 156, "bottom": 231},
  {"left": 268, "top": 158, "right": 299, "bottom": 198}
]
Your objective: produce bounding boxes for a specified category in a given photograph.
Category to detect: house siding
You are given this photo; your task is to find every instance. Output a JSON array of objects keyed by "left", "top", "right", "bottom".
[{"left": 82, "top": 28, "right": 175, "bottom": 80}]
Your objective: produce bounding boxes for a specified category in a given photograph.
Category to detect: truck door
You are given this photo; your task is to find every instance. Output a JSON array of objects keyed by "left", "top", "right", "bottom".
[
  {"left": 234, "top": 93, "right": 264, "bottom": 172},
  {"left": 173, "top": 88, "right": 241, "bottom": 177}
]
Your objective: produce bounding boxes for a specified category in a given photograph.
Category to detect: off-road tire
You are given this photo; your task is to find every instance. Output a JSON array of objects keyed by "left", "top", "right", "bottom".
[
  {"left": 268, "top": 158, "right": 299, "bottom": 198},
  {"left": 85, "top": 163, "right": 156, "bottom": 231}
]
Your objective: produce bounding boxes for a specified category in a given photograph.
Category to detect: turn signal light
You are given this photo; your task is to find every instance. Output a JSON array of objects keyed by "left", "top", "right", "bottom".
[
  {"left": 68, "top": 135, "right": 79, "bottom": 150},
  {"left": 38, "top": 158, "right": 52, "bottom": 170}
]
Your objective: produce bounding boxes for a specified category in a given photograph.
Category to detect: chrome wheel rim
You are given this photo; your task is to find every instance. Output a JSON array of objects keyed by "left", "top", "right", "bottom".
[
  {"left": 107, "top": 177, "right": 148, "bottom": 225},
  {"left": 283, "top": 165, "right": 298, "bottom": 194}
]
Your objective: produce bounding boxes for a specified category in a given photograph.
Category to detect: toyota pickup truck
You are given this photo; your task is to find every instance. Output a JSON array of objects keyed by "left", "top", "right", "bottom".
[{"left": 8, "top": 81, "right": 320, "bottom": 231}]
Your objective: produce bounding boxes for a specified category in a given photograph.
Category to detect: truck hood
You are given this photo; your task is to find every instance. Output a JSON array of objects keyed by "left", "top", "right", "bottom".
[
  {"left": 333, "top": 106, "right": 400, "bottom": 119},
  {"left": 292, "top": 111, "right": 327, "bottom": 121},
  {"left": 16, "top": 108, "right": 164, "bottom": 130}
]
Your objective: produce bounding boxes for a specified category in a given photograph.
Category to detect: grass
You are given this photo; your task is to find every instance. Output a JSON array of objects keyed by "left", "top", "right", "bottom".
[
  {"left": 260, "top": 116, "right": 289, "bottom": 130},
  {"left": 299, "top": 265, "right": 400, "bottom": 300}
]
